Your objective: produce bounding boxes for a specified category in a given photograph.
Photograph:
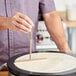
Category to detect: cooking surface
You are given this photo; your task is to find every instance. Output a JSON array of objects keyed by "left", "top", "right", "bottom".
[{"left": 14, "top": 52, "right": 76, "bottom": 73}]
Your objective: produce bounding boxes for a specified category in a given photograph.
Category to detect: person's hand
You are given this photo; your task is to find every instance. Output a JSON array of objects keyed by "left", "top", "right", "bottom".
[
  {"left": 1, "top": 12, "right": 34, "bottom": 33},
  {"left": 59, "top": 49, "right": 72, "bottom": 54}
]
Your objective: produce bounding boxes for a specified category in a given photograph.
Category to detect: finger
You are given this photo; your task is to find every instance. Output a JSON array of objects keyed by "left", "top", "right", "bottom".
[
  {"left": 14, "top": 16, "right": 32, "bottom": 29},
  {"left": 12, "top": 20, "right": 31, "bottom": 32},
  {"left": 10, "top": 25, "right": 28, "bottom": 33},
  {"left": 19, "top": 29, "right": 29, "bottom": 33},
  {"left": 16, "top": 12, "right": 34, "bottom": 26}
]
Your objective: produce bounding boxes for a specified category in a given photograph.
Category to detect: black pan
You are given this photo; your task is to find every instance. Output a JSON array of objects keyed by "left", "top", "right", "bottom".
[{"left": 7, "top": 51, "right": 76, "bottom": 76}]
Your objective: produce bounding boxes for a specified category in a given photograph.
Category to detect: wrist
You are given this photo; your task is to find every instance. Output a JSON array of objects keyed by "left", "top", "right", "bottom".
[
  {"left": 0, "top": 17, "right": 8, "bottom": 30},
  {"left": 58, "top": 43, "right": 71, "bottom": 53}
]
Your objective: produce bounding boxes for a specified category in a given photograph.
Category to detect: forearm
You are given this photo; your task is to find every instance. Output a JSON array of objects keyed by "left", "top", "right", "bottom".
[
  {"left": 0, "top": 17, "right": 7, "bottom": 30},
  {"left": 43, "top": 12, "right": 71, "bottom": 52}
]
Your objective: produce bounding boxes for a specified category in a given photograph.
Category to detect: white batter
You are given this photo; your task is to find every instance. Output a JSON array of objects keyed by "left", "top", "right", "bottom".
[{"left": 14, "top": 52, "right": 76, "bottom": 73}]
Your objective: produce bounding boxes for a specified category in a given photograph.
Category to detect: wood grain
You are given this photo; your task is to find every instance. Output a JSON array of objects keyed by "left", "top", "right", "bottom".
[{"left": 0, "top": 71, "right": 8, "bottom": 76}]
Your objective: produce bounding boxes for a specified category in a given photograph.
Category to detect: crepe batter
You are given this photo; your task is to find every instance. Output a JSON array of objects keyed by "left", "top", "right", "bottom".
[{"left": 14, "top": 53, "right": 76, "bottom": 73}]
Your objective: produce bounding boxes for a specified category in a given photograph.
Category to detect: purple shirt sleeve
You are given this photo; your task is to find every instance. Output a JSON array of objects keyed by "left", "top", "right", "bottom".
[{"left": 39, "top": 0, "right": 56, "bottom": 14}]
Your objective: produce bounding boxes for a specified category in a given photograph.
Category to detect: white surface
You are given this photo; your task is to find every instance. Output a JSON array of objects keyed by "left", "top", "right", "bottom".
[
  {"left": 66, "top": 4, "right": 76, "bottom": 21},
  {"left": 54, "top": 0, "right": 66, "bottom": 11},
  {"left": 36, "top": 45, "right": 57, "bottom": 50},
  {"left": 14, "top": 52, "right": 76, "bottom": 73},
  {"left": 54, "top": 0, "right": 76, "bottom": 12},
  {"left": 72, "top": 28, "right": 76, "bottom": 53}
]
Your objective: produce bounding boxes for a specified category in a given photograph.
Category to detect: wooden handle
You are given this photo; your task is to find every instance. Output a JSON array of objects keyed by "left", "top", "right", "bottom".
[
  {"left": 15, "top": 58, "right": 47, "bottom": 63},
  {"left": 29, "top": 31, "right": 32, "bottom": 60}
]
